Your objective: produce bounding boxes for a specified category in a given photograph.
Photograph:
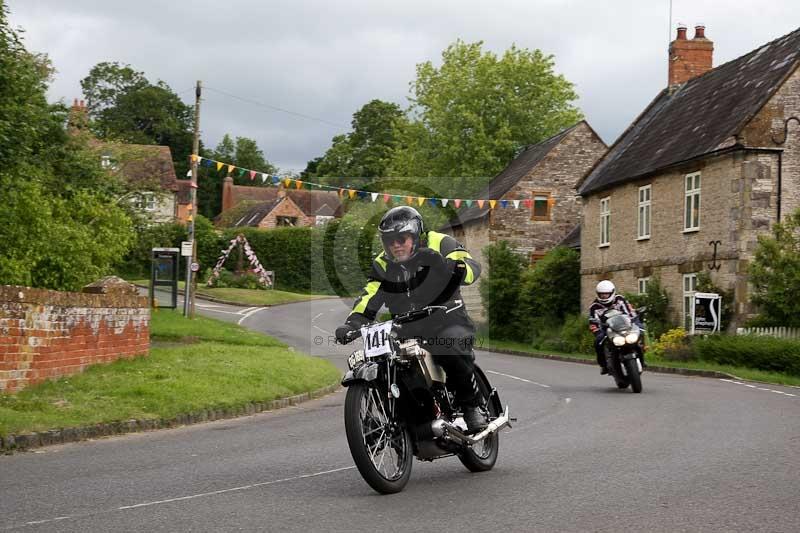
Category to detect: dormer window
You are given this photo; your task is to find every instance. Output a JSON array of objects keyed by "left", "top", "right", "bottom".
[
  {"left": 134, "top": 192, "right": 156, "bottom": 211},
  {"left": 100, "top": 154, "right": 117, "bottom": 171}
]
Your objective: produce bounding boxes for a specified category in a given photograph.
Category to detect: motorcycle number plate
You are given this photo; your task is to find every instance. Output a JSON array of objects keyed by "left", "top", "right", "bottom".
[{"left": 360, "top": 322, "right": 392, "bottom": 358}]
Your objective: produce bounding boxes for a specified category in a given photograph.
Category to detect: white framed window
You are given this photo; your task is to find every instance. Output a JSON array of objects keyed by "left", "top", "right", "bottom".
[
  {"left": 638, "top": 185, "right": 651, "bottom": 239},
  {"left": 683, "top": 273, "right": 698, "bottom": 329},
  {"left": 100, "top": 154, "right": 118, "bottom": 170},
  {"left": 599, "top": 197, "right": 610, "bottom": 247},
  {"left": 134, "top": 192, "right": 156, "bottom": 211},
  {"left": 638, "top": 277, "right": 650, "bottom": 295},
  {"left": 684, "top": 172, "right": 701, "bottom": 231}
]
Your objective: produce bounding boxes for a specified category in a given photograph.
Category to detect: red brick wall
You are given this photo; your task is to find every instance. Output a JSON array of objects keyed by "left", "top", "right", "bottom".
[{"left": 0, "top": 285, "right": 150, "bottom": 394}]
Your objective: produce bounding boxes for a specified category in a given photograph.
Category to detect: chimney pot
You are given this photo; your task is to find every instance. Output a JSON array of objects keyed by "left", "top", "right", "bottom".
[
  {"left": 79, "top": 99, "right": 85, "bottom": 108},
  {"left": 694, "top": 24, "right": 706, "bottom": 39},
  {"left": 676, "top": 23, "right": 687, "bottom": 40}
]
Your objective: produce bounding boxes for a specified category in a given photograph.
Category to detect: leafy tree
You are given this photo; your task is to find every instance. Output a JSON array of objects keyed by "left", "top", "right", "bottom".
[
  {"left": 314, "top": 99, "right": 406, "bottom": 189},
  {"left": 748, "top": 209, "right": 800, "bottom": 327},
  {"left": 80, "top": 62, "right": 194, "bottom": 177},
  {"left": 0, "top": 4, "right": 133, "bottom": 290},
  {"left": 517, "top": 247, "right": 581, "bottom": 326},
  {"left": 198, "top": 134, "right": 276, "bottom": 218},
  {"left": 391, "top": 40, "right": 583, "bottom": 196}
]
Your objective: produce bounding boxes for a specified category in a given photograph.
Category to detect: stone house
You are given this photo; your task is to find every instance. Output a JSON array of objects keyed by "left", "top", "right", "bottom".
[
  {"left": 220, "top": 176, "right": 343, "bottom": 228},
  {"left": 441, "top": 121, "right": 608, "bottom": 320},
  {"left": 577, "top": 25, "right": 800, "bottom": 330}
]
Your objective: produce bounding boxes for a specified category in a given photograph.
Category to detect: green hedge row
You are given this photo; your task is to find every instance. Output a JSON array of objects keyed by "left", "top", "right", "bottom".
[{"left": 693, "top": 334, "right": 800, "bottom": 376}]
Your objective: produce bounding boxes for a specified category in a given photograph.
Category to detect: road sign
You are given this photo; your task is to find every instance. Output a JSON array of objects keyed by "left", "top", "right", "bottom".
[
  {"left": 691, "top": 292, "right": 722, "bottom": 334},
  {"left": 190, "top": 262, "right": 200, "bottom": 272},
  {"left": 181, "top": 241, "right": 193, "bottom": 257}
]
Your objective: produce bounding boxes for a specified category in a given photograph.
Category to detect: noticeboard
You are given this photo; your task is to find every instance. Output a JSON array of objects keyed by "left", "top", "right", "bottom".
[{"left": 691, "top": 292, "right": 722, "bottom": 334}]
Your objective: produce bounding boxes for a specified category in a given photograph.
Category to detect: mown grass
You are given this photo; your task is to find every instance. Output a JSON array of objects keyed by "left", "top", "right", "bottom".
[
  {"left": 476, "top": 336, "right": 800, "bottom": 388},
  {"left": 0, "top": 311, "right": 340, "bottom": 437},
  {"left": 132, "top": 280, "right": 330, "bottom": 306}
]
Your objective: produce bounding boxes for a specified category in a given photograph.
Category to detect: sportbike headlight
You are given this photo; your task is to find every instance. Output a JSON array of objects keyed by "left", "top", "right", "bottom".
[
  {"left": 612, "top": 336, "right": 626, "bottom": 347},
  {"left": 625, "top": 332, "right": 640, "bottom": 344}
]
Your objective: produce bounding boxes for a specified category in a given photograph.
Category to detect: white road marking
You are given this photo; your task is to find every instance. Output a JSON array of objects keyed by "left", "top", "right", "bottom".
[
  {"left": 314, "top": 325, "right": 332, "bottom": 336},
  {"left": 312, "top": 312, "right": 324, "bottom": 322},
  {"left": 196, "top": 308, "right": 245, "bottom": 316},
  {"left": 16, "top": 466, "right": 355, "bottom": 528},
  {"left": 719, "top": 379, "right": 796, "bottom": 398},
  {"left": 237, "top": 307, "right": 264, "bottom": 325},
  {"left": 486, "top": 370, "right": 550, "bottom": 388},
  {"left": 196, "top": 303, "right": 223, "bottom": 309}
]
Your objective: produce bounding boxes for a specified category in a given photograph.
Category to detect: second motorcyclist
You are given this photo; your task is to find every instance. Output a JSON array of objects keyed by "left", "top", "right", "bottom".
[{"left": 588, "top": 280, "right": 645, "bottom": 374}]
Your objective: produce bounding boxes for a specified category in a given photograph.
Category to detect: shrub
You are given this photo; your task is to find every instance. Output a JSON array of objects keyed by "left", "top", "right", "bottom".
[
  {"left": 626, "top": 275, "right": 672, "bottom": 341},
  {"left": 517, "top": 246, "right": 581, "bottom": 324},
  {"left": 650, "top": 327, "right": 694, "bottom": 361},
  {"left": 693, "top": 334, "right": 800, "bottom": 376},
  {"left": 479, "top": 242, "right": 526, "bottom": 340},
  {"left": 556, "top": 312, "right": 595, "bottom": 355}
]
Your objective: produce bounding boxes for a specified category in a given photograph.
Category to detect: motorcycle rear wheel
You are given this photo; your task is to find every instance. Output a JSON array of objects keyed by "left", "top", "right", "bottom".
[
  {"left": 344, "top": 382, "right": 413, "bottom": 494},
  {"left": 625, "top": 359, "right": 643, "bottom": 393},
  {"left": 458, "top": 370, "right": 500, "bottom": 473}
]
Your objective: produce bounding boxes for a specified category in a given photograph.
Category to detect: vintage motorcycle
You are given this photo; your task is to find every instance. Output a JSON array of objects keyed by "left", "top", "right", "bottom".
[
  {"left": 340, "top": 301, "right": 511, "bottom": 494},
  {"left": 596, "top": 307, "right": 647, "bottom": 393}
]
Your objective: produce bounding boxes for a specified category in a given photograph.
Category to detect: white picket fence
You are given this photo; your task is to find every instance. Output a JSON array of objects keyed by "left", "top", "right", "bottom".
[{"left": 736, "top": 327, "right": 800, "bottom": 339}]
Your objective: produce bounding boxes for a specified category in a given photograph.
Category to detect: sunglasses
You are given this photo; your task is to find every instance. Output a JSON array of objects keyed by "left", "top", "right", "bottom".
[{"left": 382, "top": 233, "right": 412, "bottom": 246}]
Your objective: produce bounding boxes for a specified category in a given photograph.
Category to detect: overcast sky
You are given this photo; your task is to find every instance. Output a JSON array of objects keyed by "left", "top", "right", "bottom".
[{"left": 7, "top": 0, "right": 800, "bottom": 173}]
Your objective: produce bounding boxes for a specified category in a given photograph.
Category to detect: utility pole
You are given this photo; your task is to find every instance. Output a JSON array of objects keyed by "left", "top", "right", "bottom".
[{"left": 184, "top": 80, "right": 202, "bottom": 317}]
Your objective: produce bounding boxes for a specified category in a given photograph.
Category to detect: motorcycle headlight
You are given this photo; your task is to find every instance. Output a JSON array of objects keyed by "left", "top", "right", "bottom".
[
  {"left": 625, "top": 332, "right": 640, "bottom": 344},
  {"left": 612, "top": 336, "right": 626, "bottom": 347}
]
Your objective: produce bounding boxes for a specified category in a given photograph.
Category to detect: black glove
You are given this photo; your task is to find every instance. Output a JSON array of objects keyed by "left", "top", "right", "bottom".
[{"left": 335, "top": 324, "right": 357, "bottom": 345}]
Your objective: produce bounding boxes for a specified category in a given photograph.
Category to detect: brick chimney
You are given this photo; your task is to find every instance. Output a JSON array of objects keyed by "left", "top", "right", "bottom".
[
  {"left": 668, "top": 23, "right": 714, "bottom": 86},
  {"left": 67, "top": 98, "right": 89, "bottom": 133},
  {"left": 222, "top": 176, "right": 234, "bottom": 212}
]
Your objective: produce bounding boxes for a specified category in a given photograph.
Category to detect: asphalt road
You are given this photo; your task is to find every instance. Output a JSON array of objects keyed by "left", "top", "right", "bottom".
[{"left": 1, "top": 295, "right": 799, "bottom": 532}]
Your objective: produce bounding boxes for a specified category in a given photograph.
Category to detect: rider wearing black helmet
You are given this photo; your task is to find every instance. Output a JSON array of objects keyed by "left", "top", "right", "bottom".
[{"left": 335, "top": 206, "right": 486, "bottom": 431}]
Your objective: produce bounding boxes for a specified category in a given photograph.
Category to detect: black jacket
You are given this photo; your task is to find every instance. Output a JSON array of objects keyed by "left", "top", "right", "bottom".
[{"left": 345, "top": 231, "right": 481, "bottom": 334}]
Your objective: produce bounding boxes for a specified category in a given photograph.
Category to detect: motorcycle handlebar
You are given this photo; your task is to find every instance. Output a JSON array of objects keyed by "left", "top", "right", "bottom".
[{"left": 340, "top": 301, "right": 465, "bottom": 344}]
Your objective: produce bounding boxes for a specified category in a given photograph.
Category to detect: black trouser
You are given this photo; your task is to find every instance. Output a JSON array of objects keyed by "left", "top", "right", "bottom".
[
  {"left": 414, "top": 322, "right": 481, "bottom": 407},
  {"left": 594, "top": 331, "right": 607, "bottom": 369}
]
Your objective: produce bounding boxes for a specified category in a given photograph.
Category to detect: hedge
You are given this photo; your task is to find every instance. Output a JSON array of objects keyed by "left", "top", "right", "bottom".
[{"left": 693, "top": 334, "right": 800, "bottom": 376}]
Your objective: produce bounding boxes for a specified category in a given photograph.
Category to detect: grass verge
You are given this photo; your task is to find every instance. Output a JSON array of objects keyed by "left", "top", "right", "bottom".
[
  {"left": 477, "top": 336, "right": 800, "bottom": 388},
  {"left": 131, "top": 280, "right": 331, "bottom": 306},
  {"left": 0, "top": 310, "right": 341, "bottom": 438}
]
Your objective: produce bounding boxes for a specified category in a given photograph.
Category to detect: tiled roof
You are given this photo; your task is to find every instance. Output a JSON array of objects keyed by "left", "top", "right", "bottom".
[
  {"left": 558, "top": 224, "right": 581, "bottom": 249},
  {"left": 579, "top": 27, "right": 800, "bottom": 196},
  {"left": 230, "top": 186, "right": 343, "bottom": 217},
  {"left": 113, "top": 144, "right": 178, "bottom": 192},
  {"left": 233, "top": 199, "right": 283, "bottom": 227},
  {"left": 442, "top": 123, "right": 581, "bottom": 229}
]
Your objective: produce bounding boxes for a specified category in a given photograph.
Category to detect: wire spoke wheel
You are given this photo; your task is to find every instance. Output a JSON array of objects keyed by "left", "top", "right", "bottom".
[
  {"left": 345, "top": 382, "right": 412, "bottom": 494},
  {"left": 458, "top": 367, "right": 500, "bottom": 472}
]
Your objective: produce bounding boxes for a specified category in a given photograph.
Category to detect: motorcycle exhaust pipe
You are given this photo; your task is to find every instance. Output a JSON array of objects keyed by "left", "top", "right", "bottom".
[{"left": 430, "top": 406, "right": 511, "bottom": 446}]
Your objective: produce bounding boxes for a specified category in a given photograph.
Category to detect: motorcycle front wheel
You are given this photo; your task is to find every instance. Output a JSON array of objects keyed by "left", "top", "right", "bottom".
[
  {"left": 625, "top": 359, "right": 643, "bottom": 393},
  {"left": 344, "top": 382, "right": 413, "bottom": 494}
]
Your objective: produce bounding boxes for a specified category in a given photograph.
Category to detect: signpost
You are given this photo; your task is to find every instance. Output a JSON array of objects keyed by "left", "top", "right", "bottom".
[{"left": 691, "top": 292, "right": 722, "bottom": 334}]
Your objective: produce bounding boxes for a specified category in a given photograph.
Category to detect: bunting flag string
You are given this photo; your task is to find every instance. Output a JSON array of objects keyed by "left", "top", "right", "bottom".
[{"left": 190, "top": 154, "right": 548, "bottom": 210}]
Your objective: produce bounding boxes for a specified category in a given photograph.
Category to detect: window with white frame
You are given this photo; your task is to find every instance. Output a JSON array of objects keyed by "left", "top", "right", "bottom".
[
  {"left": 135, "top": 192, "right": 156, "bottom": 211},
  {"left": 638, "top": 277, "right": 650, "bottom": 295},
  {"left": 683, "top": 273, "right": 698, "bottom": 329},
  {"left": 599, "top": 197, "right": 610, "bottom": 246},
  {"left": 638, "top": 185, "right": 651, "bottom": 239},
  {"left": 684, "top": 172, "right": 701, "bottom": 231}
]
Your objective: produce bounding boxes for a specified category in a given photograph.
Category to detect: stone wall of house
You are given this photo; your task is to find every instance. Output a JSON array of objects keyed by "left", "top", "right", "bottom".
[
  {"left": 451, "top": 223, "right": 491, "bottom": 322},
  {"left": 257, "top": 197, "right": 313, "bottom": 229},
  {"left": 580, "top": 151, "right": 780, "bottom": 329},
  {"left": 0, "top": 280, "right": 149, "bottom": 394},
  {"left": 741, "top": 67, "right": 800, "bottom": 220},
  {"left": 490, "top": 122, "right": 606, "bottom": 258}
]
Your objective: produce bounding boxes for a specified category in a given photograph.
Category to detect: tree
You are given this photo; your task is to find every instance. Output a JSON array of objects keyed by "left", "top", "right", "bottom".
[
  {"left": 80, "top": 62, "right": 194, "bottom": 177},
  {"left": 197, "top": 134, "right": 276, "bottom": 218},
  {"left": 748, "top": 209, "right": 800, "bottom": 327},
  {"left": 0, "top": 4, "right": 133, "bottom": 290},
  {"left": 479, "top": 241, "right": 527, "bottom": 340},
  {"left": 314, "top": 99, "right": 405, "bottom": 189},
  {"left": 391, "top": 40, "right": 583, "bottom": 196}
]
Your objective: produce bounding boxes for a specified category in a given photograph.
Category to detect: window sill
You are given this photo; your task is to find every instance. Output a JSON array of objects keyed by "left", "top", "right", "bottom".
[
  {"left": 598, "top": 243, "right": 610, "bottom": 249},
  {"left": 636, "top": 236, "right": 650, "bottom": 241},
  {"left": 682, "top": 228, "right": 700, "bottom": 234}
]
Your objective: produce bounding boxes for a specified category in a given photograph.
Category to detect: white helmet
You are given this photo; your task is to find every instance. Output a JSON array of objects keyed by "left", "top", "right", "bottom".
[{"left": 595, "top": 280, "right": 616, "bottom": 304}]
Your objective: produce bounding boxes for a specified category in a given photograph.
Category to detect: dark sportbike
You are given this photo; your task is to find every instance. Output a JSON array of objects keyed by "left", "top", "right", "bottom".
[
  {"left": 595, "top": 307, "right": 647, "bottom": 393},
  {"left": 339, "top": 301, "right": 512, "bottom": 494}
]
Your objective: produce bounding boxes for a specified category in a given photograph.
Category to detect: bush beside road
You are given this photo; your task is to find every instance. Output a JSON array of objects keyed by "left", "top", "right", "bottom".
[{"left": 0, "top": 310, "right": 341, "bottom": 443}]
